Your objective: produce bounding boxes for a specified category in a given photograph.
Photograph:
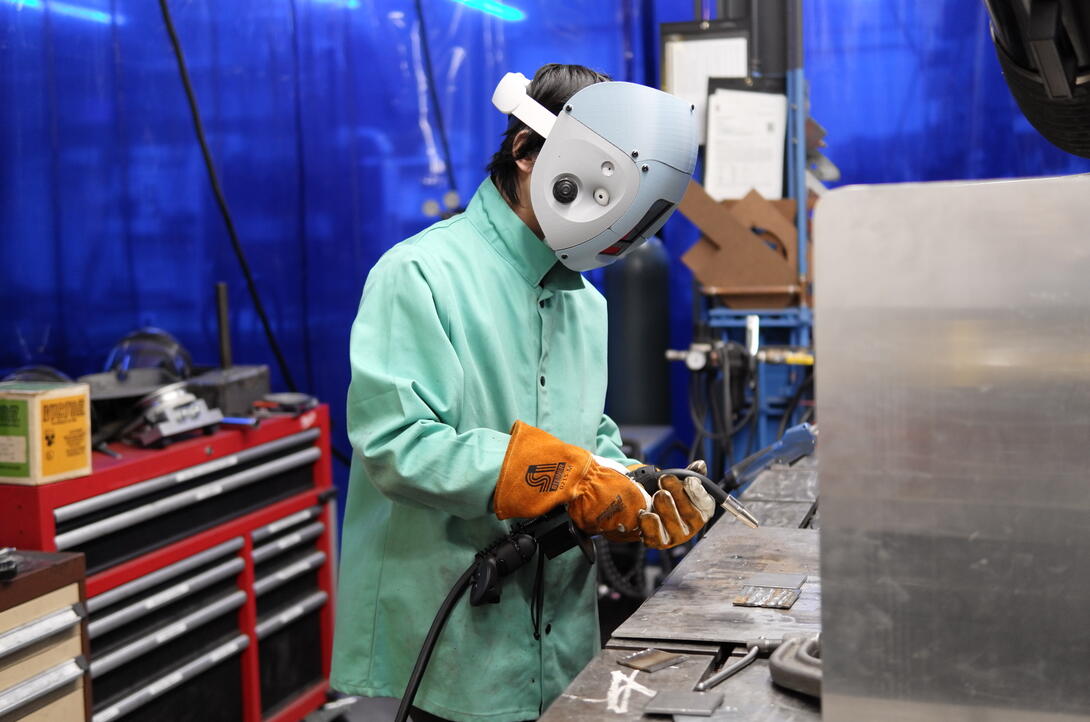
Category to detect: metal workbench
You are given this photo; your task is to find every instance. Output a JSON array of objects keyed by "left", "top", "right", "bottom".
[{"left": 541, "top": 458, "right": 821, "bottom": 721}]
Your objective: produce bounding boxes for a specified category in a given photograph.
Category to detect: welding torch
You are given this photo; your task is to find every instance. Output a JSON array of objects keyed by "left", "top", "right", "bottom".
[{"left": 628, "top": 466, "right": 759, "bottom": 528}]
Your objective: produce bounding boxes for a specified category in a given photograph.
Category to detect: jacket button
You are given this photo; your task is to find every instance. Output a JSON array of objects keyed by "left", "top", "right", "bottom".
[
  {"left": 539, "top": 300, "right": 546, "bottom": 308},
  {"left": 545, "top": 624, "right": 552, "bottom": 635},
  {"left": 540, "top": 376, "right": 546, "bottom": 387}
]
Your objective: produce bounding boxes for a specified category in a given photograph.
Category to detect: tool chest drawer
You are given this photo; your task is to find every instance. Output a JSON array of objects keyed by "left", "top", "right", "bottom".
[
  {"left": 91, "top": 633, "right": 249, "bottom": 722},
  {"left": 89, "top": 582, "right": 245, "bottom": 706},
  {"left": 53, "top": 430, "right": 321, "bottom": 574},
  {"left": 257, "top": 591, "right": 328, "bottom": 716},
  {"left": 254, "top": 535, "right": 326, "bottom": 619},
  {"left": 0, "top": 551, "right": 88, "bottom": 722}
]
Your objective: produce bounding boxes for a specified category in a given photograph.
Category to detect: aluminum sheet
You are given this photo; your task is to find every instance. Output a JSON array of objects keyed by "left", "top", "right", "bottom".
[{"left": 814, "top": 175, "right": 1090, "bottom": 721}]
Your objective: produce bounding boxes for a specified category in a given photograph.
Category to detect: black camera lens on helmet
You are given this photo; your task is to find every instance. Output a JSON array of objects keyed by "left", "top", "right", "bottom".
[{"left": 552, "top": 178, "right": 578, "bottom": 204}]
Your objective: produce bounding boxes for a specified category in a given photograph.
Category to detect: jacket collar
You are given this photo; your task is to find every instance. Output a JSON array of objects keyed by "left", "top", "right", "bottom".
[{"left": 467, "top": 178, "right": 569, "bottom": 288}]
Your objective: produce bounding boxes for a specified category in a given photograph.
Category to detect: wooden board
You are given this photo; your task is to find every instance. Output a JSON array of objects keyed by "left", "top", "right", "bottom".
[{"left": 611, "top": 526, "right": 820, "bottom": 645}]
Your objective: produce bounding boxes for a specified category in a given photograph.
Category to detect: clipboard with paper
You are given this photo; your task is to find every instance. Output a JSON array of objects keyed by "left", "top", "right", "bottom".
[{"left": 704, "top": 77, "right": 789, "bottom": 202}]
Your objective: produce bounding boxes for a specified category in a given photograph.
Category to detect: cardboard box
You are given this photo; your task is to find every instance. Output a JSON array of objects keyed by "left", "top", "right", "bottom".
[
  {"left": 0, "top": 382, "right": 91, "bottom": 485},
  {"left": 678, "top": 180, "right": 803, "bottom": 308}
]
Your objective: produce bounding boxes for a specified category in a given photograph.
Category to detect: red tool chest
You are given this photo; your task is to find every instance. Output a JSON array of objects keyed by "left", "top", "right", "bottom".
[{"left": 0, "top": 405, "right": 337, "bottom": 722}]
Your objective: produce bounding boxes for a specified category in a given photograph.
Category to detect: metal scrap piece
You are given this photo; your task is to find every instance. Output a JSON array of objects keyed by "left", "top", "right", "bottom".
[
  {"left": 733, "top": 586, "right": 801, "bottom": 609},
  {"left": 744, "top": 572, "right": 807, "bottom": 589}
]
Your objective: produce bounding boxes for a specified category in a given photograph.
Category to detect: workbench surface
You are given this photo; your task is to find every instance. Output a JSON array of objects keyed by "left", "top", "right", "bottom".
[{"left": 541, "top": 459, "right": 822, "bottom": 721}]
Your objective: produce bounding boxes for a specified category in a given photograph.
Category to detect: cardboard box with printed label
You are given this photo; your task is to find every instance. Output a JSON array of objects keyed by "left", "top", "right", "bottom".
[{"left": 0, "top": 382, "right": 91, "bottom": 485}]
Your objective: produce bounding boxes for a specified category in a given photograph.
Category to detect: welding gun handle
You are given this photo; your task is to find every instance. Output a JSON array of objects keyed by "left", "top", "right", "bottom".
[
  {"left": 635, "top": 466, "right": 728, "bottom": 505},
  {"left": 643, "top": 467, "right": 760, "bottom": 528}
]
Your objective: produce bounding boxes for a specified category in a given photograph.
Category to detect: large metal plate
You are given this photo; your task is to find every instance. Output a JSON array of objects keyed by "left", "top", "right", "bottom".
[
  {"left": 815, "top": 175, "right": 1090, "bottom": 721},
  {"left": 738, "top": 462, "right": 819, "bottom": 503},
  {"left": 612, "top": 526, "right": 820, "bottom": 645}
]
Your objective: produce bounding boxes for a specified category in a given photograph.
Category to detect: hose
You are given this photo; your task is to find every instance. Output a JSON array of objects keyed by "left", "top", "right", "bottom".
[
  {"left": 593, "top": 538, "right": 647, "bottom": 600},
  {"left": 776, "top": 368, "right": 813, "bottom": 441},
  {"left": 394, "top": 564, "right": 476, "bottom": 722}
]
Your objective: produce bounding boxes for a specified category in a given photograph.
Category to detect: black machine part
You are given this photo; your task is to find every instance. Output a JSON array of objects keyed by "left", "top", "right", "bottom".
[
  {"left": 187, "top": 282, "right": 272, "bottom": 417},
  {"left": 985, "top": 0, "right": 1090, "bottom": 157}
]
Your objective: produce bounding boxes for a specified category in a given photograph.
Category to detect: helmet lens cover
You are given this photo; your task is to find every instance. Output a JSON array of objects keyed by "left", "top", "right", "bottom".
[{"left": 492, "top": 73, "right": 698, "bottom": 271}]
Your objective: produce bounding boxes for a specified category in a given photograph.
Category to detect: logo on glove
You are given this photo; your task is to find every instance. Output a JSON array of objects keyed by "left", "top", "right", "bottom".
[
  {"left": 525, "top": 462, "right": 566, "bottom": 493},
  {"left": 595, "top": 494, "right": 625, "bottom": 527}
]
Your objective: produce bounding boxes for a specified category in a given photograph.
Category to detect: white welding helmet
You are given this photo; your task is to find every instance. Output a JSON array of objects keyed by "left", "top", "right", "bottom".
[{"left": 492, "top": 72, "right": 698, "bottom": 272}]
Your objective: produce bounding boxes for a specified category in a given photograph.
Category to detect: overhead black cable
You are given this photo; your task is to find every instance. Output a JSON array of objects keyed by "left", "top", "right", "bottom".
[
  {"left": 159, "top": 0, "right": 354, "bottom": 468},
  {"left": 159, "top": 0, "right": 298, "bottom": 393}
]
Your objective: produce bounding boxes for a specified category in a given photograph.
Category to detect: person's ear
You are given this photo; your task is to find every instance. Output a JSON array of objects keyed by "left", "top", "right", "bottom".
[{"left": 512, "top": 129, "right": 536, "bottom": 174}]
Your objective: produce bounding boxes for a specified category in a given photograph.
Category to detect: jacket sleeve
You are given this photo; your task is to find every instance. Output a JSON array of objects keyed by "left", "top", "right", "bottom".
[
  {"left": 593, "top": 413, "right": 642, "bottom": 468},
  {"left": 346, "top": 249, "right": 510, "bottom": 519}
]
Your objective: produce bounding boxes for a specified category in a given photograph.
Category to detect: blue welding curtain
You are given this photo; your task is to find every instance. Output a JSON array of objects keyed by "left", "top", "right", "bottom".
[
  {"left": 0, "top": 0, "right": 648, "bottom": 498},
  {"left": 2, "top": 0, "right": 1089, "bottom": 499}
]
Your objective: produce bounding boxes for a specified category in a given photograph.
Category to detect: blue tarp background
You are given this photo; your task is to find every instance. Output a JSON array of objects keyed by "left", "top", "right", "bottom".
[{"left": 3, "top": 0, "right": 1088, "bottom": 501}]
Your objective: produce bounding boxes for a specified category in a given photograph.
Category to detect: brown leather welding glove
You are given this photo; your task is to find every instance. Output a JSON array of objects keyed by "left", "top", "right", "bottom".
[
  {"left": 494, "top": 421, "right": 652, "bottom": 541},
  {"left": 635, "top": 460, "right": 716, "bottom": 550}
]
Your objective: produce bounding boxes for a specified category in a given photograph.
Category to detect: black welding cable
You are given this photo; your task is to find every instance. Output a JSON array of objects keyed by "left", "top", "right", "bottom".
[
  {"left": 158, "top": 0, "right": 356, "bottom": 468},
  {"left": 746, "top": 363, "right": 761, "bottom": 456},
  {"left": 158, "top": 0, "right": 299, "bottom": 394},
  {"left": 395, "top": 564, "right": 476, "bottom": 722},
  {"left": 594, "top": 537, "right": 647, "bottom": 600},
  {"left": 776, "top": 368, "right": 814, "bottom": 441},
  {"left": 412, "top": 0, "right": 459, "bottom": 195},
  {"left": 689, "top": 371, "right": 728, "bottom": 442}
]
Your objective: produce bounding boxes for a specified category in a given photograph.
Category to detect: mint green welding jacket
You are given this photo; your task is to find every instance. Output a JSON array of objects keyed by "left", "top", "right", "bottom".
[{"left": 330, "top": 178, "right": 639, "bottom": 721}]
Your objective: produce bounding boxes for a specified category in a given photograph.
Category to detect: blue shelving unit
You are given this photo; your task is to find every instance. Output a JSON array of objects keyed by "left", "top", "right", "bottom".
[
  {"left": 697, "top": 6, "right": 813, "bottom": 464},
  {"left": 705, "top": 307, "right": 812, "bottom": 454}
]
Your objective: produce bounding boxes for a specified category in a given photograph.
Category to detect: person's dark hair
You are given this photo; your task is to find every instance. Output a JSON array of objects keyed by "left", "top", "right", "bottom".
[{"left": 487, "top": 63, "right": 610, "bottom": 205}]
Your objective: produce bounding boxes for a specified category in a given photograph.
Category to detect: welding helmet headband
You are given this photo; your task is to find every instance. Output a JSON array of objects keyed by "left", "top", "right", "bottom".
[{"left": 492, "top": 73, "right": 698, "bottom": 271}]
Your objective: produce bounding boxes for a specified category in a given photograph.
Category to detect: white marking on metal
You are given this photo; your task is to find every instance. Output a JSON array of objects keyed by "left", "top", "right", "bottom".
[{"left": 605, "top": 669, "right": 655, "bottom": 714}]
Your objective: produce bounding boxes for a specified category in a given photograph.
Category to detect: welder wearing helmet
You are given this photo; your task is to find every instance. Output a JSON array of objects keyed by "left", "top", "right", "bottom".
[{"left": 331, "top": 63, "right": 704, "bottom": 722}]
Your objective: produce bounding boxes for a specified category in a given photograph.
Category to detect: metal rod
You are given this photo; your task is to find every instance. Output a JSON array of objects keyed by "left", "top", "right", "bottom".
[
  {"left": 694, "top": 644, "right": 759, "bottom": 691},
  {"left": 216, "top": 281, "right": 233, "bottom": 369}
]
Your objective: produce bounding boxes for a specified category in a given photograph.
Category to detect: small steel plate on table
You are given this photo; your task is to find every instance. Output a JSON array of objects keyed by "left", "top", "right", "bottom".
[
  {"left": 733, "top": 586, "right": 801, "bottom": 609},
  {"left": 733, "top": 572, "right": 807, "bottom": 609},
  {"left": 644, "top": 690, "right": 723, "bottom": 716}
]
